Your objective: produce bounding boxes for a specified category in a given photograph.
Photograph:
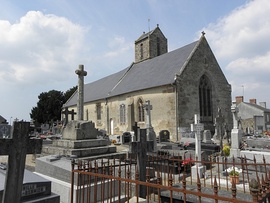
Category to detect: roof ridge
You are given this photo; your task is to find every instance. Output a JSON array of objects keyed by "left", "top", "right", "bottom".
[{"left": 108, "top": 62, "right": 134, "bottom": 96}]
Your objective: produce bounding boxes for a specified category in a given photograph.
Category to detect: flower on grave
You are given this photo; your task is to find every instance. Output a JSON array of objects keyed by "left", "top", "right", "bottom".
[
  {"left": 182, "top": 158, "right": 194, "bottom": 166},
  {"left": 184, "top": 141, "right": 190, "bottom": 146},
  {"left": 226, "top": 167, "right": 242, "bottom": 175}
]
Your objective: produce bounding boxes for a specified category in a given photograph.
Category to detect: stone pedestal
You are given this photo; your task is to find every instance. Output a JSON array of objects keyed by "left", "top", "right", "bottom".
[
  {"left": 42, "top": 120, "right": 116, "bottom": 157},
  {"left": 191, "top": 165, "right": 206, "bottom": 180},
  {"left": 230, "top": 128, "right": 242, "bottom": 158}
]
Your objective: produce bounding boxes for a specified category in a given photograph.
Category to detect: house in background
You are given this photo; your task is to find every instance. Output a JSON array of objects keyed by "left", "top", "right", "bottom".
[
  {"left": 235, "top": 96, "right": 270, "bottom": 135},
  {"left": 64, "top": 25, "right": 233, "bottom": 141}
]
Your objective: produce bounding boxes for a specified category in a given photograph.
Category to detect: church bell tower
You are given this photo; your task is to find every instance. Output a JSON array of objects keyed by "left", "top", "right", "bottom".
[{"left": 134, "top": 24, "right": 168, "bottom": 63}]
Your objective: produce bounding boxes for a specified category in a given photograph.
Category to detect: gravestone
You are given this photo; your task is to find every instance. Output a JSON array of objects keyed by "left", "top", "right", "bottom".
[
  {"left": 122, "top": 132, "right": 132, "bottom": 144},
  {"left": 0, "top": 122, "right": 42, "bottom": 203},
  {"left": 61, "top": 107, "right": 76, "bottom": 126},
  {"left": 129, "top": 128, "right": 154, "bottom": 198},
  {"left": 202, "top": 130, "right": 212, "bottom": 144},
  {"left": 230, "top": 104, "right": 242, "bottom": 158},
  {"left": 212, "top": 108, "right": 225, "bottom": 144},
  {"left": 190, "top": 114, "right": 205, "bottom": 179},
  {"left": 143, "top": 100, "right": 157, "bottom": 151},
  {"left": 0, "top": 124, "right": 11, "bottom": 138},
  {"left": 159, "top": 130, "right": 170, "bottom": 142}
]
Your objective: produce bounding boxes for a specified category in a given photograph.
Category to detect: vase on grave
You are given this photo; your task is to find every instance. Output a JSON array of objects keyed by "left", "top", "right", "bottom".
[{"left": 229, "top": 175, "right": 239, "bottom": 184}]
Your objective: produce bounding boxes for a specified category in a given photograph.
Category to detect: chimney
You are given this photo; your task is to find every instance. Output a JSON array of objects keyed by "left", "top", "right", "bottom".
[
  {"left": 235, "top": 96, "right": 243, "bottom": 104},
  {"left": 249, "top": 98, "right": 257, "bottom": 104},
  {"left": 259, "top": 102, "right": 266, "bottom": 108}
]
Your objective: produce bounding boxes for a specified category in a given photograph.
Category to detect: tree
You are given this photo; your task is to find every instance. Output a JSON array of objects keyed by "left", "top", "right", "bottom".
[
  {"left": 64, "top": 86, "right": 77, "bottom": 103},
  {"left": 30, "top": 87, "right": 77, "bottom": 126},
  {"left": 30, "top": 90, "right": 64, "bottom": 125}
]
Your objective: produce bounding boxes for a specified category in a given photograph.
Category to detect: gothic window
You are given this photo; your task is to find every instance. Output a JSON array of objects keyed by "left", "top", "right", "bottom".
[
  {"left": 157, "top": 37, "right": 160, "bottom": 56},
  {"left": 96, "top": 103, "right": 101, "bottom": 120},
  {"left": 138, "top": 99, "right": 145, "bottom": 122},
  {"left": 120, "top": 104, "right": 126, "bottom": 124},
  {"left": 140, "top": 43, "right": 143, "bottom": 60},
  {"left": 199, "top": 75, "right": 212, "bottom": 122}
]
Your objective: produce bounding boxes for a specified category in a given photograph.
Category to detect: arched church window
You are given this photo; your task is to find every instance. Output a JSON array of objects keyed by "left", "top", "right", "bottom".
[
  {"left": 199, "top": 75, "right": 212, "bottom": 121},
  {"left": 138, "top": 99, "right": 145, "bottom": 122},
  {"left": 120, "top": 104, "right": 126, "bottom": 124},
  {"left": 96, "top": 103, "right": 101, "bottom": 120}
]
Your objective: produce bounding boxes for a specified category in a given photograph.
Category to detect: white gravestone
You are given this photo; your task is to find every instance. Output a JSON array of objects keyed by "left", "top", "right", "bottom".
[
  {"left": 230, "top": 104, "right": 242, "bottom": 158},
  {"left": 191, "top": 114, "right": 206, "bottom": 179}
]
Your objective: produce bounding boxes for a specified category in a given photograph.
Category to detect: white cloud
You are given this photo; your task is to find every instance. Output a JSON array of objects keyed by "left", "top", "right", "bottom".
[
  {"left": 0, "top": 11, "right": 87, "bottom": 86},
  {"left": 104, "top": 36, "right": 133, "bottom": 58},
  {"left": 204, "top": 0, "right": 270, "bottom": 60},
  {"left": 202, "top": 0, "right": 270, "bottom": 104}
]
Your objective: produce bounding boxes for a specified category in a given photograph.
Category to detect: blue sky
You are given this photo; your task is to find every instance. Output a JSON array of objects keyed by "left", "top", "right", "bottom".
[{"left": 1, "top": 0, "right": 269, "bottom": 122}]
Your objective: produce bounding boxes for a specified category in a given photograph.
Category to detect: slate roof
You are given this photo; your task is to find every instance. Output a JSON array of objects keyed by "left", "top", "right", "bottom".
[
  {"left": 64, "top": 39, "right": 199, "bottom": 107},
  {"left": 0, "top": 115, "right": 6, "bottom": 124},
  {"left": 241, "top": 102, "right": 270, "bottom": 112}
]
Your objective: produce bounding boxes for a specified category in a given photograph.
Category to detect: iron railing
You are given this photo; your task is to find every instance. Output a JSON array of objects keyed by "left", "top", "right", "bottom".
[{"left": 71, "top": 153, "right": 270, "bottom": 203}]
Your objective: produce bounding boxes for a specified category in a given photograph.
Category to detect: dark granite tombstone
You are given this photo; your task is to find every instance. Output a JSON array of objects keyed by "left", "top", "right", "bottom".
[
  {"left": 159, "top": 130, "right": 170, "bottom": 142},
  {"left": 122, "top": 132, "right": 132, "bottom": 144},
  {"left": 0, "top": 169, "right": 60, "bottom": 202}
]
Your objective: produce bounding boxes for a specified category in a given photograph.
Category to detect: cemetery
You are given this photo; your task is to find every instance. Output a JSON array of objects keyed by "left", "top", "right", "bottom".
[{"left": 2, "top": 64, "right": 270, "bottom": 203}]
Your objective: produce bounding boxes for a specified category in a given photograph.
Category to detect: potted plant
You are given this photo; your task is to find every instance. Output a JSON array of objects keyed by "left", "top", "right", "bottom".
[{"left": 229, "top": 169, "right": 240, "bottom": 184}]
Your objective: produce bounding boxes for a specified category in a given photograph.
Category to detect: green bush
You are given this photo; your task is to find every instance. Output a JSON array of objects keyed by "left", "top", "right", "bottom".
[{"left": 223, "top": 145, "right": 230, "bottom": 157}]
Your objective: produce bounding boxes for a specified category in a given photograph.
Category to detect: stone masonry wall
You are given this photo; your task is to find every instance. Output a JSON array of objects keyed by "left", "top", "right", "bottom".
[{"left": 176, "top": 36, "right": 232, "bottom": 137}]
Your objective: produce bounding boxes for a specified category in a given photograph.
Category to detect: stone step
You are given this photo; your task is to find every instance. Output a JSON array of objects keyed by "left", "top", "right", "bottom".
[
  {"left": 52, "top": 139, "right": 110, "bottom": 149},
  {"left": 42, "top": 145, "right": 117, "bottom": 157}
]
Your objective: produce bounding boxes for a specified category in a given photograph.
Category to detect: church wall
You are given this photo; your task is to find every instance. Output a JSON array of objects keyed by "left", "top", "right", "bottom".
[
  {"left": 176, "top": 37, "right": 232, "bottom": 138},
  {"left": 72, "top": 85, "right": 177, "bottom": 139}
]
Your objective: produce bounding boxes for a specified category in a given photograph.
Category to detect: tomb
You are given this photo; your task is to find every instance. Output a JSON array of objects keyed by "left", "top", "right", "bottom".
[{"left": 0, "top": 168, "right": 60, "bottom": 202}]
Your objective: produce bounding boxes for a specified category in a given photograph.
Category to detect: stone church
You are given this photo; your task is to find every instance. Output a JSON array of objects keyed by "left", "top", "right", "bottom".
[{"left": 64, "top": 25, "right": 233, "bottom": 141}]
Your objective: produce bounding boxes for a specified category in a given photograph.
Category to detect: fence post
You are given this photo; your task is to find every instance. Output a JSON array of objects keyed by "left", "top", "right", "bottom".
[{"left": 250, "top": 178, "right": 259, "bottom": 202}]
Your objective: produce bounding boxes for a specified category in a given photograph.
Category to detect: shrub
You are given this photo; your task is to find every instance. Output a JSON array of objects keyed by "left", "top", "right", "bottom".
[{"left": 223, "top": 144, "right": 230, "bottom": 157}]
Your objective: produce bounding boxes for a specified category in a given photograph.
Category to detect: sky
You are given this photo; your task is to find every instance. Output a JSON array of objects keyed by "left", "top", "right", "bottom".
[{"left": 0, "top": 0, "right": 269, "bottom": 123}]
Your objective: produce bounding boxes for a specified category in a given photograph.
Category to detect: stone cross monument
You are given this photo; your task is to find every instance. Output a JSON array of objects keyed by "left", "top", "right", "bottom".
[
  {"left": 143, "top": 100, "right": 157, "bottom": 151},
  {"left": 191, "top": 114, "right": 205, "bottom": 179},
  {"left": 230, "top": 104, "right": 242, "bottom": 157},
  {"left": 75, "top": 64, "right": 87, "bottom": 121}
]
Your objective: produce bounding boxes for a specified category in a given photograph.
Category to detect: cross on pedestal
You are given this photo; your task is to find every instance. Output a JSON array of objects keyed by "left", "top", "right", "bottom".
[
  {"left": 191, "top": 114, "right": 204, "bottom": 166},
  {"left": 129, "top": 128, "right": 154, "bottom": 198},
  {"left": 143, "top": 100, "right": 153, "bottom": 130},
  {"left": 143, "top": 100, "right": 157, "bottom": 151},
  {"left": 0, "top": 122, "right": 42, "bottom": 203},
  {"left": 61, "top": 107, "right": 77, "bottom": 126},
  {"left": 75, "top": 64, "right": 87, "bottom": 121},
  {"left": 215, "top": 108, "right": 225, "bottom": 153}
]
